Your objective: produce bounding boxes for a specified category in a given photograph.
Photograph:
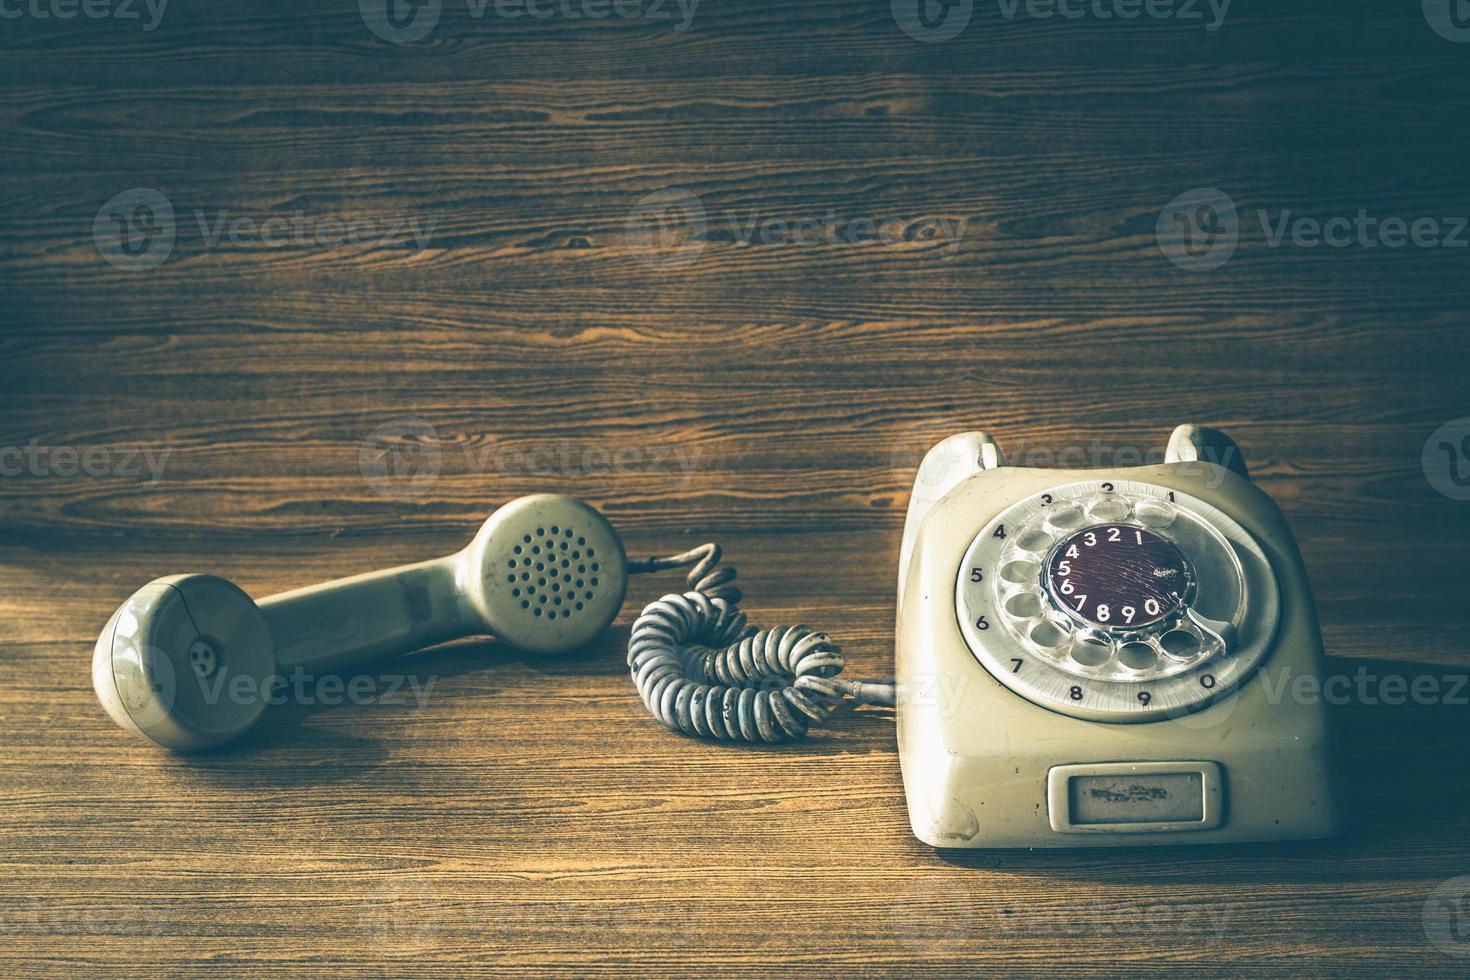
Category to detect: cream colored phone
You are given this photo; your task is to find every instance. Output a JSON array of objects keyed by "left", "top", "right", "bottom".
[{"left": 896, "top": 425, "right": 1343, "bottom": 847}]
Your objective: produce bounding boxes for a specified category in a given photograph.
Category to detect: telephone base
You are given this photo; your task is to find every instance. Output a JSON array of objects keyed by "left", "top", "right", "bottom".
[{"left": 895, "top": 429, "right": 1344, "bottom": 848}]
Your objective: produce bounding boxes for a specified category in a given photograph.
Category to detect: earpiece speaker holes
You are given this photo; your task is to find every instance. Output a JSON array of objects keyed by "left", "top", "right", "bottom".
[{"left": 507, "top": 520, "right": 608, "bottom": 621}]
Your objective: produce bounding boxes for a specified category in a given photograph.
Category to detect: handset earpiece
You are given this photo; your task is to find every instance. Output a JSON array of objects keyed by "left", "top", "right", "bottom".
[{"left": 93, "top": 494, "right": 628, "bottom": 752}]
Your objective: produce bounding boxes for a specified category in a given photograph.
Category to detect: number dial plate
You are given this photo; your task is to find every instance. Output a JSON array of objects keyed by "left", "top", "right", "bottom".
[
  {"left": 955, "top": 480, "right": 1280, "bottom": 722},
  {"left": 1045, "top": 524, "right": 1189, "bottom": 629}
]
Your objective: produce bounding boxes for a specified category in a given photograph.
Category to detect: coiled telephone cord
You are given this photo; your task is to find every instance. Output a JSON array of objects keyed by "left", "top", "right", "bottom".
[{"left": 626, "top": 544, "right": 895, "bottom": 743}]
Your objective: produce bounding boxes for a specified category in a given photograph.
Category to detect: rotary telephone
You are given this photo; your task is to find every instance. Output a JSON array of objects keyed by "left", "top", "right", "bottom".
[
  {"left": 93, "top": 424, "right": 1341, "bottom": 848},
  {"left": 896, "top": 424, "right": 1341, "bottom": 846}
]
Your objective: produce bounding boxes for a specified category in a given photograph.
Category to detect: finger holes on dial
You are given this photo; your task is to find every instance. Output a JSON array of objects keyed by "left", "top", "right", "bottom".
[
  {"left": 1045, "top": 504, "right": 1085, "bottom": 530},
  {"left": 1087, "top": 495, "right": 1131, "bottom": 522},
  {"left": 1004, "top": 591, "right": 1042, "bottom": 618},
  {"left": 1014, "top": 529, "right": 1052, "bottom": 553},
  {"left": 1118, "top": 641, "right": 1159, "bottom": 671},
  {"left": 1001, "top": 560, "right": 1039, "bottom": 585},
  {"left": 955, "top": 479, "right": 1268, "bottom": 716},
  {"left": 1160, "top": 629, "right": 1199, "bottom": 659},
  {"left": 1134, "top": 497, "right": 1177, "bottom": 528},
  {"left": 1030, "top": 622, "right": 1068, "bottom": 648},
  {"left": 1070, "top": 639, "right": 1112, "bottom": 667}
]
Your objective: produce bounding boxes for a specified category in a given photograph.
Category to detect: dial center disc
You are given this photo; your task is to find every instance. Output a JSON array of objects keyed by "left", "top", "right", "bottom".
[{"left": 1044, "top": 524, "right": 1190, "bottom": 629}]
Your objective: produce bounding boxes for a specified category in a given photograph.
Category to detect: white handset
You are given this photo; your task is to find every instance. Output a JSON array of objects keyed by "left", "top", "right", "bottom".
[{"left": 93, "top": 495, "right": 628, "bottom": 751}]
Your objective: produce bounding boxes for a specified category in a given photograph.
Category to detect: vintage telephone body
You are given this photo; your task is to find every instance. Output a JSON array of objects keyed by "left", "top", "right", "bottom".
[
  {"left": 896, "top": 426, "right": 1342, "bottom": 847},
  {"left": 94, "top": 424, "right": 1341, "bottom": 849}
]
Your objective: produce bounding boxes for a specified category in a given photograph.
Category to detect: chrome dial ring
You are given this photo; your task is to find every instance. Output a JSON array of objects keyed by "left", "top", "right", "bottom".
[{"left": 955, "top": 480, "right": 1279, "bottom": 722}]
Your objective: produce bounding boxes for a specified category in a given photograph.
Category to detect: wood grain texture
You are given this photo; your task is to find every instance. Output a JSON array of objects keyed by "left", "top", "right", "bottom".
[{"left": 2, "top": 0, "right": 1468, "bottom": 974}]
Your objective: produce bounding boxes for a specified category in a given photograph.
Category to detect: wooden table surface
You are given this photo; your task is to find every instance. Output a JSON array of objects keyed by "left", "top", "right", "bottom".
[{"left": 3, "top": 0, "right": 1469, "bottom": 975}]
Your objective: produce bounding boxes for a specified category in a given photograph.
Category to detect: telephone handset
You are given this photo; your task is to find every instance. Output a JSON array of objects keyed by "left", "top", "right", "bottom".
[
  {"left": 896, "top": 424, "right": 1343, "bottom": 846},
  {"left": 93, "top": 495, "right": 632, "bottom": 750}
]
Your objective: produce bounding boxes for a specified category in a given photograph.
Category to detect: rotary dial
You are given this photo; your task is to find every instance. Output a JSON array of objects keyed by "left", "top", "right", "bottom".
[{"left": 954, "top": 480, "right": 1280, "bottom": 722}]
